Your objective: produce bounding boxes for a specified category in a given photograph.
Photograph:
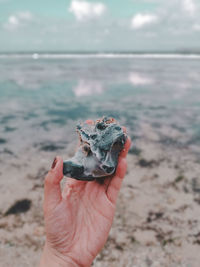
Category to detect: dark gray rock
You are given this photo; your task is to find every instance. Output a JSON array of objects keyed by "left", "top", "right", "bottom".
[{"left": 63, "top": 117, "right": 127, "bottom": 181}]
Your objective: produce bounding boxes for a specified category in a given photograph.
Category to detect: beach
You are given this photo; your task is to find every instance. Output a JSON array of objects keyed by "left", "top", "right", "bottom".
[{"left": 0, "top": 55, "right": 200, "bottom": 266}]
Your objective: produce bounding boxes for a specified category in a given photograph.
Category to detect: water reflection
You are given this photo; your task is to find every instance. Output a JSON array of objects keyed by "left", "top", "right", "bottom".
[
  {"left": 129, "top": 72, "right": 154, "bottom": 86},
  {"left": 0, "top": 57, "right": 200, "bottom": 157},
  {"left": 74, "top": 79, "right": 105, "bottom": 97}
]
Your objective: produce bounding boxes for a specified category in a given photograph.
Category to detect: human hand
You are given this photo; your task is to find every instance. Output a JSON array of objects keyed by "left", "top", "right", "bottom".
[{"left": 40, "top": 129, "right": 131, "bottom": 267}]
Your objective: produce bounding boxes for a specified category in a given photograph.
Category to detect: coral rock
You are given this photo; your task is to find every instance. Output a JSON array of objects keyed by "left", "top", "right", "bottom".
[{"left": 63, "top": 117, "right": 127, "bottom": 181}]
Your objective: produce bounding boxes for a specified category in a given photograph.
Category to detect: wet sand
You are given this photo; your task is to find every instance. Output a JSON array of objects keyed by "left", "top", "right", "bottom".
[{"left": 0, "top": 122, "right": 200, "bottom": 267}]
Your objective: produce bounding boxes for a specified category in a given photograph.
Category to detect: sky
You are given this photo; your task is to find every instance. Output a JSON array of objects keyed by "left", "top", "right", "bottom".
[{"left": 0, "top": 0, "right": 200, "bottom": 52}]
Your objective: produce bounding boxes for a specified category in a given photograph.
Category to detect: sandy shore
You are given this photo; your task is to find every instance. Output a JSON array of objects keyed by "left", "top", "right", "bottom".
[{"left": 0, "top": 122, "right": 200, "bottom": 267}]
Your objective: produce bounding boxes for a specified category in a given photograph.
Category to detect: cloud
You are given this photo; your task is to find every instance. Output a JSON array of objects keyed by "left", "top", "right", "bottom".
[
  {"left": 8, "top": 16, "right": 19, "bottom": 26},
  {"left": 3, "top": 11, "right": 33, "bottom": 30},
  {"left": 69, "top": 0, "right": 106, "bottom": 21},
  {"left": 131, "top": 13, "right": 158, "bottom": 29},
  {"left": 182, "top": 0, "right": 196, "bottom": 16},
  {"left": 17, "top": 11, "right": 33, "bottom": 20},
  {"left": 129, "top": 0, "right": 200, "bottom": 40}
]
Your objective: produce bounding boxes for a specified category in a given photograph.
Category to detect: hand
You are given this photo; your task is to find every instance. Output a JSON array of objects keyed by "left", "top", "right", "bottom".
[{"left": 40, "top": 131, "right": 131, "bottom": 267}]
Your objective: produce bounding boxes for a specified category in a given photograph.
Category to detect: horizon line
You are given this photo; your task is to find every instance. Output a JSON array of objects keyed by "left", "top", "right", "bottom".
[{"left": 1, "top": 50, "right": 200, "bottom": 55}]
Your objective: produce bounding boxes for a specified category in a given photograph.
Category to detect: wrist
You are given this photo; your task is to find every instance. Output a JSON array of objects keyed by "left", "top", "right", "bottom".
[{"left": 40, "top": 242, "right": 81, "bottom": 267}]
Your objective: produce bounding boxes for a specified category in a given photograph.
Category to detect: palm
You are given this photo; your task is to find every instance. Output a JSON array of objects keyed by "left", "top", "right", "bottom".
[{"left": 45, "top": 178, "right": 117, "bottom": 266}]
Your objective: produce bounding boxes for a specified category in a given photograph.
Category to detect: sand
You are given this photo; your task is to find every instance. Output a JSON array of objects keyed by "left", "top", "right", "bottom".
[{"left": 0, "top": 123, "right": 200, "bottom": 267}]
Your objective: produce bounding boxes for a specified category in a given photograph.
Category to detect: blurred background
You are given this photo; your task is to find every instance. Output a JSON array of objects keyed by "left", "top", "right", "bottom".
[{"left": 0, "top": 0, "right": 200, "bottom": 266}]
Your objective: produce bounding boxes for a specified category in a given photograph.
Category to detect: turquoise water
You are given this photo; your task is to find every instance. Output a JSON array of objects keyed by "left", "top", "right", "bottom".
[{"left": 0, "top": 55, "right": 200, "bottom": 157}]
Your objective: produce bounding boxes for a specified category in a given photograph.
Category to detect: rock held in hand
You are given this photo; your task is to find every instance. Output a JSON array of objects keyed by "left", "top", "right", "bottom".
[{"left": 63, "top": 117, "right": 127, "bottom": 181}]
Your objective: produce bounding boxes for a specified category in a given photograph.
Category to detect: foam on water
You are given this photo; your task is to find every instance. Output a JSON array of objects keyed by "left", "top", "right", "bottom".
[{"left": 0, "top": 53, "right": 200, "bottom": 59}]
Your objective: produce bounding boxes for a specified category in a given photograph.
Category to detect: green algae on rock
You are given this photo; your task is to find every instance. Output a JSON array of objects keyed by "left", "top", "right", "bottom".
[{"left": 63, "top": 117, "right": 127, "bottom": 181}]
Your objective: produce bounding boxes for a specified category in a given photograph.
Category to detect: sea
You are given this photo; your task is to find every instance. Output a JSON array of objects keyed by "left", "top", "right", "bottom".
[{"left": 0, "top": 53, "right": 200, "bottom": 159}]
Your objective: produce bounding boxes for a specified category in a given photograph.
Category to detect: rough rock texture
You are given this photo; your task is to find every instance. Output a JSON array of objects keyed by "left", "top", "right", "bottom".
[{"left": 63, "top": 117, "right": 127, "bottom": 181}]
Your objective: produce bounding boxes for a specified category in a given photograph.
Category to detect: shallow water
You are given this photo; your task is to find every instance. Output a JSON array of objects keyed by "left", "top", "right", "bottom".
[{"left": 0, "top": 56, "right": 200, "bottom": 157}]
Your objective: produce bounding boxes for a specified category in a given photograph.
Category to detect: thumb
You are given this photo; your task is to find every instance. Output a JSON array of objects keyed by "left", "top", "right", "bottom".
[{"left": 43, "top": 156, "right": 63, "bottom": 214}]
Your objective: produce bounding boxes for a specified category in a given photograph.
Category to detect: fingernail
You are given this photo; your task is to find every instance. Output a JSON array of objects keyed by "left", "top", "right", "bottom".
[{"left": 51, "top": 157, "right": 57, "bottom": 169}]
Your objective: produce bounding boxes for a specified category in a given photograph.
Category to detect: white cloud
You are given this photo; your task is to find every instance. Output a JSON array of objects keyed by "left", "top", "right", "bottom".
[
  {"left": 182, "top": 0, "right": 196, "bottom": 16},
  {"left": 4, "top": 16, "right": 19, "bottom": 30},
  {"left": 131, "top": 13, "right": 158, "bottom": 29},
  {"left": 8, "top": 16, "right": 19, "bottom": 26},
  {"left": 69, "top": 0, "right": 106, "bottom": 21},
  {"left": 3, "top": 11, "right": 33, "bottom": 30}
]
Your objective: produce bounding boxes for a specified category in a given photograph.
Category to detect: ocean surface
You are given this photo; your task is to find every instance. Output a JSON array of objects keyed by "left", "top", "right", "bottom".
[{"left": 0, "top": 54, "right": 200, "bottom": 158}]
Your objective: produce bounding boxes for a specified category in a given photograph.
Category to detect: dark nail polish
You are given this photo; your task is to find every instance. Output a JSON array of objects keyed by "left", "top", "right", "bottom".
[{"left": 51, "top": 157, "right": 57, "bottom": 169}]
